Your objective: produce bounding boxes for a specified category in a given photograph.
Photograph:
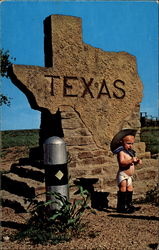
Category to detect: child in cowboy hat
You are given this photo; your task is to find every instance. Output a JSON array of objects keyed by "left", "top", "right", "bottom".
[{"left": 111, "top": 129, "right": 142, "bottom": 213}]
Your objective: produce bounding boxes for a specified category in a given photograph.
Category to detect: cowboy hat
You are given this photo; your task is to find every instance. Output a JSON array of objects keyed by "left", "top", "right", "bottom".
[{"left": 110, "top": 128, "right": 137, "bottom": 152}]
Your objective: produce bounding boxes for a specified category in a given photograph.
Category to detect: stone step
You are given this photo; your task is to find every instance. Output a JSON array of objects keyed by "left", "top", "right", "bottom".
[
  {"left": 135, "top": 166, "right": 158, "bottom": 182},
  {"left": 70, "top": 174, "right": 117, "bottom": 194},
  {"left": 134, "top": 178, "right": 158, "bottom": 195},
  {"left": 142, "top": 158, "right": 158, "bottom": 168},
  {"left": 1, "top": 172, "right": 45, "bottom": 199},
  {"left": 1, "top": 190, "right": 29, "bottom": 213},
  {"left": 1, "top": 190, "right": 45, "bottom": 213},
  {"left": 10, "top": 164, "right": 45, "bottom": 182},
  {"left": 2, "top": 157, "right": 158, "bottom": 213}
]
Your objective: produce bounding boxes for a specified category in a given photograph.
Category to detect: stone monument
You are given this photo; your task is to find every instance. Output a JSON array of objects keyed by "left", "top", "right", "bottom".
[
  {"left": 10, "top": 15, "right": 142, "bottom": 148},
  {"left": 9, "top": 15, "right": 147, "bottom": 194}
]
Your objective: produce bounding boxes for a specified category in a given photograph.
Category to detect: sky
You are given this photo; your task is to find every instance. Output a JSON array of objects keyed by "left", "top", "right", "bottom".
[{"left": 1, "top": 0, "right": 158, "bottom": 131}]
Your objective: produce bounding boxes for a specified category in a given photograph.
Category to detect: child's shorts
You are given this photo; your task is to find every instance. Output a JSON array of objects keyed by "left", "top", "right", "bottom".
[{"left": 117, "top": 171, "right": 133, "bottom": 187}]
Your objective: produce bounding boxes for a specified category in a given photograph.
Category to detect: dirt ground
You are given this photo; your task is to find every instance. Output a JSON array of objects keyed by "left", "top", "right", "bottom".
[{"left": 1, "top": 202, "right": 159, "bottom": 250}]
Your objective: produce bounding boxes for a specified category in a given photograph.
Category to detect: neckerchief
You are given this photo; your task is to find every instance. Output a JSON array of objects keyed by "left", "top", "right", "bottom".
[{"left": 113, "top": 146, "right": 136, "bottom": 157}]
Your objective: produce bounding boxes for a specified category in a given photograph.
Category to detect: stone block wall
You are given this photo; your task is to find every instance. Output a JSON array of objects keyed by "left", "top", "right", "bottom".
[{"left": 60, "top": 105, "right": 150, "bottom": 193}]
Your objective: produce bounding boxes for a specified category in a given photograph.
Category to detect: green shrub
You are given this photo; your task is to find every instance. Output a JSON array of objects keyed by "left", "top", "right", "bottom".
[
  {"left": 12, "top": 185, "right": 93, "bottom": 245},
  {"left": 135, "top": 184, "right": 159, "bottom": 206}
]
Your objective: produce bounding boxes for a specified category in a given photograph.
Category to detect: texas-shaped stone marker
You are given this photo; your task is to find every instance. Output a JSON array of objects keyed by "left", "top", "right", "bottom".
[{"left": 9, "top": 15, "right": 143, "bottom": 150}]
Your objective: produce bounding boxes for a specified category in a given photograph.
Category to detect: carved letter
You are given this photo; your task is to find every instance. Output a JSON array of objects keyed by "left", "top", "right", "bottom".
[
  {"left": 81, "top": 77, "right": 94, "bottom": 98},
  {"left": 63, "top": 76, "right": 78, "bottom": 97},
  {"left": 45, "top": 75, "right": 60, "bottom": 96},
  {"left": 97, "top": 80, "right": 111, "bottom": 98},
  {"left": 113, "top": 80, "right": 125, "bottom": 99}
]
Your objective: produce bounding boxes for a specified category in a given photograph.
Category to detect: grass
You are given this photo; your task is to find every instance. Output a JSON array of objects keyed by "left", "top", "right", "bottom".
[
  {"left": 1, "top": 127, "right": 159, "bottom": 155},
  {"left": 1, "top": 129, "right": 39, "bottom": 149},
  {"left": 140, "top": 126, "right": 159, "bottom": 155}
]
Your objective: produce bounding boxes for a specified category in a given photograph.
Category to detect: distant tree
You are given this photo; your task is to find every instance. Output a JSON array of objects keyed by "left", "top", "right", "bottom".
[
  {"left": 0, "top": 93, "right": 11, "bottom": 106},
  {"left": 0, "top": 49, "right": 15, "bottom": 106}
]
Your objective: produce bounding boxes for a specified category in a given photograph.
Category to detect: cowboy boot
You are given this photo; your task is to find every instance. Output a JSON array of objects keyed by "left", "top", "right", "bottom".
[
  {"left": 117, "top": 191, "right": 127, "bottom": 213},
  {"left": 126, "top": 191, "right": 141, "bottom": 212}
]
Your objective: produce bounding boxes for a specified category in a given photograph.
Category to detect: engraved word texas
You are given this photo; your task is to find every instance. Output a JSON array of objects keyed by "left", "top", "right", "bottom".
[{"left": 45, "top": 75, "right": 126, "bottom": 99}]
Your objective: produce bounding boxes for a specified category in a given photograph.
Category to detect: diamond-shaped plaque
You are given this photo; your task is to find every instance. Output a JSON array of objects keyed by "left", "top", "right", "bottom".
[{"left": 55, "top": 170, "right": 64, "bottom": 180}]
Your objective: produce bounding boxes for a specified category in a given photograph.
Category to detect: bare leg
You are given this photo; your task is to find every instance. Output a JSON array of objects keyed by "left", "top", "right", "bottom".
[
  {"left": 119, "top": 180, "right": 127, "bottom": 192},
  {"left": 127, "top": 184, "right": 133, "bottom": 192}
]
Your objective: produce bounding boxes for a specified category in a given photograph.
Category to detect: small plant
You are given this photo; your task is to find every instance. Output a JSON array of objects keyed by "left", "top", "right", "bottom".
[
  {"left": 12, "top": 185, "right": 92, "bottom": 245},
  {"left": 145, "top": 184, "right": 159, "bottom": 206},
  {"left": 135, "top": 184, "right": 159, "bottom": 206}
]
